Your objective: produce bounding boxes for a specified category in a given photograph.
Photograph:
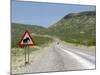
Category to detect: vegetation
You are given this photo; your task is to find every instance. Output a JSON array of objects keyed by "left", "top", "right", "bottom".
[
  {"left": 32, "top": 36, "right": 53, "bottom": 46},
  {"left": 47, "top": 11, "right": 96, "bottom": 46},
  {"left": 12, "top": 35, "right": 53, "bottom": 60},
  {"left": 12, "top": 11, "right": 96, "bottom": 47},
  {"left": 11, "top": 23, "right": 52, "bottom": 48}
]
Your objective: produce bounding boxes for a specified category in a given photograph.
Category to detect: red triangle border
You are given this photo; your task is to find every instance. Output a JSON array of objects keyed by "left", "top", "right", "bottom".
[{"left": 17, "top": 30, "right": 36, "bottom": 46}]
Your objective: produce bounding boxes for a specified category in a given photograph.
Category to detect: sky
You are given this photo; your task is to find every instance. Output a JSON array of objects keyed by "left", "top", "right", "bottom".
[{"left": 12, "top": 1, "right": 95, "bottom": 27}]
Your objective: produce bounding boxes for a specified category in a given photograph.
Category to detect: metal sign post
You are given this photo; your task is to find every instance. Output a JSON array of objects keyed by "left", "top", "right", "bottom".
[
  {"left": 25, "top": 46, "right": 27, "bottom": 64},
  {"left": 28, "top": 46, "right": 29, "bottom": 64},
  {"left": 24, "top": 46, "right": 30, "bottom": 65}
]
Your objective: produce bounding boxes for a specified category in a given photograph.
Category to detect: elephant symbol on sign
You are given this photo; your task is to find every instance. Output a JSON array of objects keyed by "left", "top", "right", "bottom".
[{"left": 23, "top": 37, "right": 30, "bottom": 44}]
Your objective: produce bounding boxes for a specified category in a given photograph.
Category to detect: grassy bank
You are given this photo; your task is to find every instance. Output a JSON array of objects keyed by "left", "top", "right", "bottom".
[{"left": 11, "top": 34, "right": 53, "bottom": 73}]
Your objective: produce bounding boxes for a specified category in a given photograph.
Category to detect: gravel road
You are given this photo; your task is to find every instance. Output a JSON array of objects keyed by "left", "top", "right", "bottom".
[{"left": 14, "top": 42, "right": 95, "bottom": 74}]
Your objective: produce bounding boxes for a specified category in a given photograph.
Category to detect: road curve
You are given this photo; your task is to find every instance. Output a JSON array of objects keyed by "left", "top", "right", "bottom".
[
  {"left": 55, "top": 43, "right": 95, "bottom": 70},
  {"left": 15, "top": 42, "right": 95, "bottom": 74}
]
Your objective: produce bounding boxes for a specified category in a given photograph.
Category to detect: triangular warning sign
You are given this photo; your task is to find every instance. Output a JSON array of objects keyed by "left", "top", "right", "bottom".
[{"left": 17, "top": 30, "right": 36, "bottom": 46}]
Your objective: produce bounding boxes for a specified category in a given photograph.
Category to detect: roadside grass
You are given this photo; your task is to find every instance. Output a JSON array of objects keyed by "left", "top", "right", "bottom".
[
  {"left": 11, "top": 47, "right": 38, "bottom": 73},
  {"left": 11, "top": 34, "right": 53, "bottom": 73},
  {"left": 12, "top": 35, "right": 53, "bottom": 66},
  {"left": 60, "top": 34, "right": 96, "bottom": 46},
  {"left": 32, "top": 35, "right": 53, "bottom": 47}
]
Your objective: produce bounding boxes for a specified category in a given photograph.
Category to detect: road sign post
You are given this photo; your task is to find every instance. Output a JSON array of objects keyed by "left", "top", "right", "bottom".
[
  {"left": 25, "top": 46, "right": 26, "bottom": 64},
  {"left": 24, "top": 46, "right": 30, "bottom": 64},
  {"left": 17, "top": 30, "right": 36, "bottom": 65},
  {"left": 28, "top": 46, "right": 29, "bottom": 64}
]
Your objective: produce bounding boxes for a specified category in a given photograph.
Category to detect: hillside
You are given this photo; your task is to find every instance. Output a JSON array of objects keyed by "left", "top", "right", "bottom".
[
  {"left": 12, "top": 23, "right": 47, "bottom": 35},
  {"left": 12, "top": 11, "right": 96, "bottom": 46},
  {"left": 47, "top": 11, "right": 96, "bottom": 46},
  {"left": 11, "top": 23, "right": 52, "bottom": 48}
]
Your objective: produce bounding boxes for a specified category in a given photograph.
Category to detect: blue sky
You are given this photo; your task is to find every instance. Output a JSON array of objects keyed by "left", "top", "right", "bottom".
[{"left": 12, "top": 1, "right": 95, "bottom": 27}]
